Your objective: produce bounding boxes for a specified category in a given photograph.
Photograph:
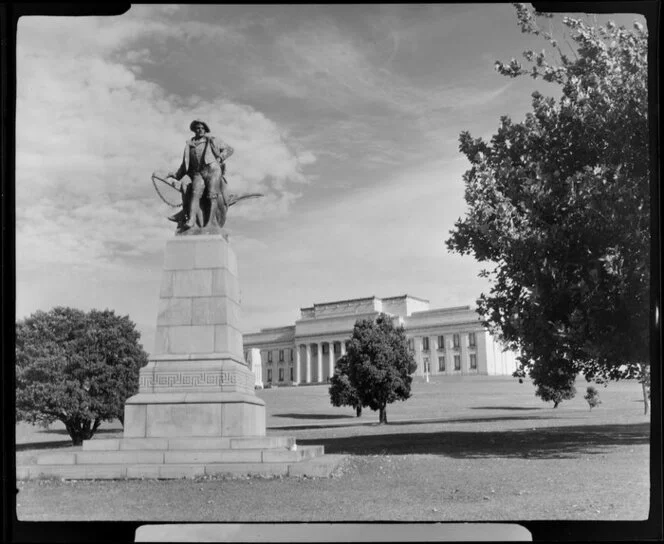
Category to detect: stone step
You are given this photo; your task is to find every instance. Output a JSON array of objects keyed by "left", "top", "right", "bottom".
[
  {"left": 18, "top": 454, "right": 341, "bottom": 481},
  {"left": 37, "top": 445, "right": 324, "bottom": 466},
  {"left": 81, "top": 435, "right": 296, "bottom": 452}
]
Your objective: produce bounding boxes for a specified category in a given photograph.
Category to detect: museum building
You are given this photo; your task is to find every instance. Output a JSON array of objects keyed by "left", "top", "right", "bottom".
[{"left": 243, "top": 295, "right": 518, "bottom": 386}]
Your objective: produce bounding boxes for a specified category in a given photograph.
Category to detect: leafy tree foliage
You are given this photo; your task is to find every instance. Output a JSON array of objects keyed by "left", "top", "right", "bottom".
[
  {"left": 446, "top": 4, "right": 650, "bottom": 413},
  {"left": 332, "top": 313, "right": 417, "bottom": 424},
  {"left": 329, "top": 355, "right": 362, "bottom": 417},
  {"left": 530, "top": 360, "right": 577, "bottom": 408},
  {"left": 16, "top": 307, "right": 149, "bottom": 445},
  {"left": 584, "top": 386, "right": 602, "bottom": 411}
]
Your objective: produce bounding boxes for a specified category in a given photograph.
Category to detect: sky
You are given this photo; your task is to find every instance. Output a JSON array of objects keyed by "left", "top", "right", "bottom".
[{"left": 15, "top": 4, "right": 646, "bottom": 355}]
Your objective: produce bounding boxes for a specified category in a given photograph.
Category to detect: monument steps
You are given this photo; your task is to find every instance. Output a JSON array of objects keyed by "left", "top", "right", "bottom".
[
  {"left": 18, "top": 458, "right": 332, "bottom": 480},
  {"left": 35, "top": 445, "right": 324, "bottom": 466},
  {"left": 81, "top": 435, "right": 296, "bottom": 451},
  {"left": 18, "top": 444, "right": 335, "bottom": 480}
]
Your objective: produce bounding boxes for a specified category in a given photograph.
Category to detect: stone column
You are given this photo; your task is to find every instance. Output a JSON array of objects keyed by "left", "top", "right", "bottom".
[
  {"left": 305, "top": 344, "right": 312, "bottom": 383},
  {"left": 317, "top": 342, "right": 323, "bottom": 383},
  {"left": 328, "top": 341, "right": 335, "bottom": 379},
  {"left": 428, "top": 335, "right": 436, "bottom": 375},
  {"left": 341, "top": 341, "right": 347, "bottom": 357},
  {"left": 414, "top": 335, "right": 423, "bottom": 376},
  {"left": 294, "top": 344, "right": 301, "bottom": 385}
]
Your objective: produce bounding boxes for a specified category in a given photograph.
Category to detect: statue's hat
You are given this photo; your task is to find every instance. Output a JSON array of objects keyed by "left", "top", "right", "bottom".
[{"left": 189, "top": 119, "right": 210, "bottom": 133}]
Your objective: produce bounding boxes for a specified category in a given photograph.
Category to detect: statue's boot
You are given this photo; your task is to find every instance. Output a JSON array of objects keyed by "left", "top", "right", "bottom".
[{"left": 168, "top": 210, "right": 186, "bottom": 223}]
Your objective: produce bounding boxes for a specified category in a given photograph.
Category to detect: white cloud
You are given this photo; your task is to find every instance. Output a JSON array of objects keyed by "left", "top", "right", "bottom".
[{"left": 15, "top": 15, "right": 317, "bottom": 281}]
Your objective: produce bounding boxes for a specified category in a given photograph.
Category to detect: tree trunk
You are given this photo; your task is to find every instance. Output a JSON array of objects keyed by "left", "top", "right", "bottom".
[
  {"left": 639, "top": 363, "right": 649, "bottom": 416},
  {"left": 378, "top": 406, "right": 387, "bottom": 424},
  {"left": 64, "top": 418, "right": 99, "bottom": 446},
  {"left": 553, "top": 401, "right": 559, "bottom": 408},
  {"left": 355, "top": 405, "right": 362, "bottom": 417}
]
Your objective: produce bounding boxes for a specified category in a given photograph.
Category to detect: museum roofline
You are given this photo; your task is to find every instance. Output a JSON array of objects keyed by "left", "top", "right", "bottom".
[
  {"left": 300, "top": 294, "right": 429, "bottom": 312},
  {"left": 410, "top": 305, "right": 472, "bottom": 315},
  {"left": 382, "top": 294, "right": 430, "bottom": 303}
]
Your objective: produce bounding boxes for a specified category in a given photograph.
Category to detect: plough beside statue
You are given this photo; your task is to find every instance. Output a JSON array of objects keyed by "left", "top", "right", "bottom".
[{"left": 152, "top": 119, "right": 263, "bottom": 234}]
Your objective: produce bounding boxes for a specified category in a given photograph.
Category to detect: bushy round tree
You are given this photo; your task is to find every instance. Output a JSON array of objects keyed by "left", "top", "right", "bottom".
[
  {"left": 530, "top": 361, "right": 577, "bottom": 408},
  {"left": 16, "top": 306, "right": 149, "bottom": 445},
  {"left": 341, "top": 313, "right": 417, "bottom": 424},
  {"left": 329, "top": 355, "right": 362, "bottom": 417},
  {"left": 584, "top": 386, "right": 602, "bottom": 411}
]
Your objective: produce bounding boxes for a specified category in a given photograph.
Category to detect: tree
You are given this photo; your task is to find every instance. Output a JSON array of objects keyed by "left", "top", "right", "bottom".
[
  {"left": 16, "top": 306, "right": 149, "bottom": 445},
  {"left": 446, "top": 4, "right": 650, "bottom": 413},
  {"left": 584, "top": 386, "right": 602, "bottom": 411},
  {"left": 530, "top": 360, "right": 577, "bottom": 408},
  {"left": 336, "top": 313, "right": 417, "bottom": 424},
  {"left": 329, "top": 355, "right": 362, "bottom": 417}
]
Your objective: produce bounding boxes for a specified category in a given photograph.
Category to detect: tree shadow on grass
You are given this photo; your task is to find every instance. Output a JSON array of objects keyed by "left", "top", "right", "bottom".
[
  {"left": 16, "top": 441, "right": 78, "bottom": 452},
  {"left": 16, "top": 428, "right": 122, "bottom": 451},
  {"left": 273, "top": 413, "right": 356, "bottom": 420},
  {"left": 470, "top": 406, "right": 543, "bottom": 411},
  {"left": 296, "top": 422, "right": 650, "bottom": 460},
  {"left": 270, "top": 414, "right": 553, "bottom": 431},
  {"left": 35, "top": 428, "right": 122, "bottom": 437}
]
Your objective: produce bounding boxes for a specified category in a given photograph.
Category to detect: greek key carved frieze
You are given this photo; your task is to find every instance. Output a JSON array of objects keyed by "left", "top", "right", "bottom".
[{"left": 139, "top": 370, "right": 251, "bottom": 389}]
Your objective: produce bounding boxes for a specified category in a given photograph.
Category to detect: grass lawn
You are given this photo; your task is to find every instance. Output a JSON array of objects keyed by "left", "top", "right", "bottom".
[{"left": 14, "top": 376, "right": 651, "bottom": 522}]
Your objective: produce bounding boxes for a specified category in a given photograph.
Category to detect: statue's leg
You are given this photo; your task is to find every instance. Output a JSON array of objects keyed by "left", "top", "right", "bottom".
[
  {"left": 216, "top": 176, "right": 229, "bottom": 228},
  {"left": 204, "top": 163, "right": 225, "bottom": 228},
  {"left": 186, "top": 173, "right": 205, "bottom": 229}
]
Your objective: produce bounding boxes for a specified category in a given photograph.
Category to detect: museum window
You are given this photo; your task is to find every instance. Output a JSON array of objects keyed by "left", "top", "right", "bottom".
[
  {"left": 334, "top": 343, "right": 340, "bottom": 354},
  {"left": 322, "top": 343, "right": 329, "bottom": 355},
  {"left": 268, "top": 351, "right": 273, "bottom": 363},
  {"left": 290, "top": 349, "right": 294, "bottom": 361},
  {"left": 454, "top": 354, "right": 461, "bottom": 370},
  {"left": 290, "top": 367, "right": 294, "bottom": 381},
  {"left": 407, "top": 338, "right": 414, "bottom": 352},
  {"left": 470, "top": 353, "right": 477, "bottom": 370},
  {"left": 437, "top": 335, "right": 445, "bottom": 349},
  {"left": 422, "top": 337, "right": 429, "bottom": 351},
  {"left": 468, "top": 332, "right": 476, "bottom": 348},
  {"left": 279, "top": 368, "right": 284, "bottom": 382},
  {"left": 453, "top": 334, "right": 460, "bottom": 348},
  {"left": 438, "top": 356, "right": 445, "bottom": 371},
  {"left": 279, "top": 349, "right": 284, "bottom": 362},
  {"left": 267, "top": 369, "right": 272, "bottom": 382}
]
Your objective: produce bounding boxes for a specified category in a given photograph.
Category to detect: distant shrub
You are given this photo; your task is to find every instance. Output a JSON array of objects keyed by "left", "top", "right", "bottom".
[{"left": 584, "top": 386, "right": 602, "bottom": 411}]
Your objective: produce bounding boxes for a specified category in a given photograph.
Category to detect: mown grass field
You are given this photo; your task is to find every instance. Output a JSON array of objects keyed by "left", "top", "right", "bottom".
[{"left": 15, "top": 375, "right": 650, "bottom": 522}]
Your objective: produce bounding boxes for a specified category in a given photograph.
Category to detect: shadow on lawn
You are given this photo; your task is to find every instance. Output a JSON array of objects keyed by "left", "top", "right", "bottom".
[
  {"left": 35, "top": 428, "right": 122, "bottom": 437},
  {"left": 470, "top": 406, "right": 543, "bottom": 411},
  {"left": 273, "top": 413, "right": 355, "bottom": 420},
  {"left": 296, "top": 422, "right": 650, "bottom": 459},
  {"left": 270, "top": 413, "right": 553, "bottom": 431},
  {"left": 16, "top": 441, "right": 77, "bottom": 452},
  {"left": 16, "top": 428, "right": 122, "bottom": 451}
]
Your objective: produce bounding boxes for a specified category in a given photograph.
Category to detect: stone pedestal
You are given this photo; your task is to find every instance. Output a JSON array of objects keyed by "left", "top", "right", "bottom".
[
  {"left": 20, "top": 233, "right": 335, "bottom": 480},
  {"left": 124, "top": 234, "right": 266, "bottom": 438}
]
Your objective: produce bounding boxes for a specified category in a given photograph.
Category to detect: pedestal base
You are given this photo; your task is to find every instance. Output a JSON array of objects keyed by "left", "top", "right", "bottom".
[{"left": 124, "top": 392, "right": 265, "bottom": 438}]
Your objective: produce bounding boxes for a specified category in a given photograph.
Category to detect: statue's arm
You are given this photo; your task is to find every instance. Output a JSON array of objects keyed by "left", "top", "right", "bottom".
[
  {"left": 169, "top": 157, "right": 187, "bottom": 181},
  {"left": 211, "top": 137, "right": 234, "bottom": 162}
]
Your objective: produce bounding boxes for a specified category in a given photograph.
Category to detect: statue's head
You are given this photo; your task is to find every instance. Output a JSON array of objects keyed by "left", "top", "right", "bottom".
[{"left": 189, "top": 119, "right": 210, "bottom": 134}]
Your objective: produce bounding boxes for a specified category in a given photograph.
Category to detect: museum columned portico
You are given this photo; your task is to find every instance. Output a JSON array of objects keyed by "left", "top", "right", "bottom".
[
  {"left": 292, "top": 339, "right": 349, "bottom": 384},
  {"left": 243, "top": 295, "right": 518, "bottom": 386}
]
